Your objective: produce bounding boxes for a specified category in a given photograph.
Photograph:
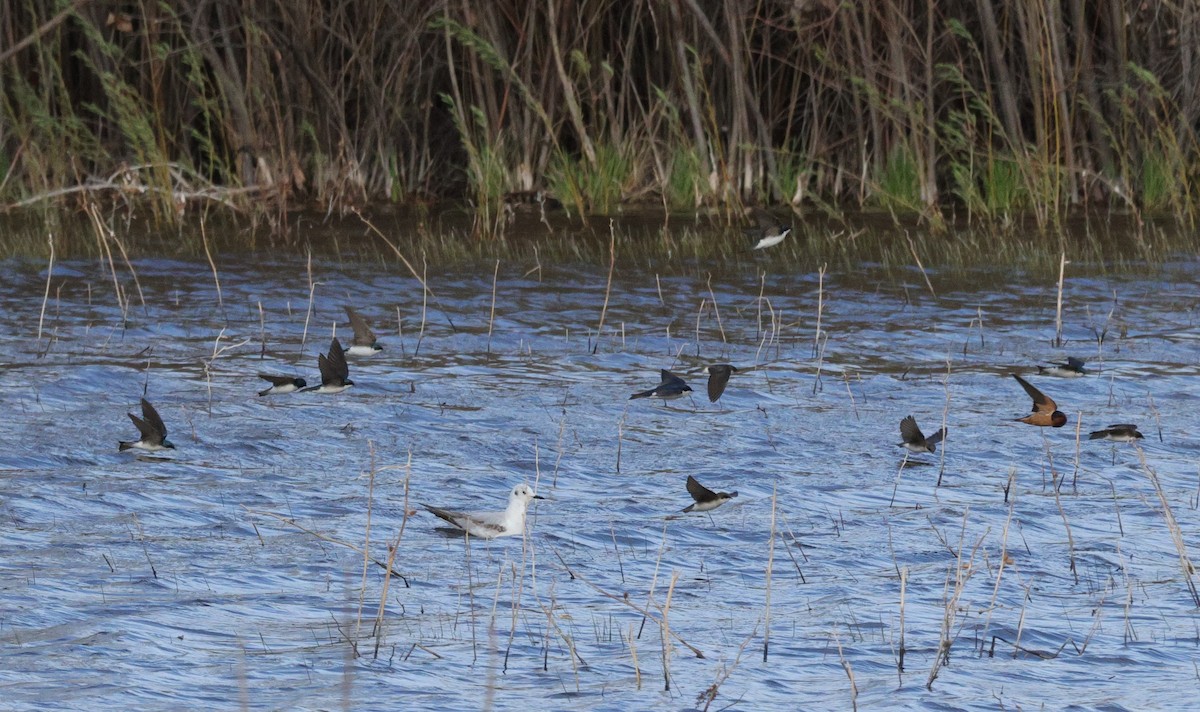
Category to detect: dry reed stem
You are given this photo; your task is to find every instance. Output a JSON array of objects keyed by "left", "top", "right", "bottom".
[
  {"left": 486, "top": 258, "right": 499, "bottom": 356},
  {"left": 905, "top": 232, "right": 936, "bottom": 297},
  {"left": 416, "top": 258, "right": 429, "bottom": 356},
  {"left": 897, "top": 566, "right": 907, "bottom": 678},
  {"left": 243, "top": 507, "right": 408, "bottom": 583},
  {"left": 979, "top": 480, "right": 1016, "bottom": 647},
  {"left": 1136, "top": 447, "right": 1200, "bottom": 605},
  {"left": 705, "top": 274, "right": 726, "bottom": 343},
  {"left": 832, "top": 627, "right": 859, "bottom": 711},
  {"left": 1054, "top": 251, "right": 1068, "bottom": 347},
  {"left": 352, "top": 208, "right": 456, "bottom": 333},
  {"left": 299, "top": 250, "right": 317, "bottom": 355},
  {"left": 696, "top": 621, "right": 759, "bottom": 711},
  {"left": 925, "top": 511, "right": 982, "bottom": 691},
  {"left": 660, "top": 571, "right": 679, "bottom": 691},
  {"left": 593, "top": 221, "right": 616, "bottom": 354},
  {"left": 203, "top": 328, "right": 249, "bottom": 411},
  {"left": 199, "top": 215, "right": 223, "bottom": 309},
  {"left": 763, "top": 483, "right": 777, "bottom": 662},
  {"left": 37, "top": 232, "right": 54, "bottom": 349},
  {"left": 354, "top": 442, "right": 378, "bottom": 647},
  {"left": 551, "top": 549, "right": 705, "bottom": 658},
  {"left": 256, "top": 301, "right": 266, "bottom": 358},
  {"left": 812, "top": 263, "right": 826, "bottom": 358},
  {"left": 372, "top": 455, "right": 412, "bottom": 658},
  {"left": 627, "top": 622, "right": 642, "bottom": 689}
]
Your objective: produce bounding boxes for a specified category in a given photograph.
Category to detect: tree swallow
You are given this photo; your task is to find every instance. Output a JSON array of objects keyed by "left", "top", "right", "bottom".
[
  {"left": 682, "top": 475, "right": 738, "bottom": 512},
  {"left": 119, "top": 398, "right": 175, "bottom": 452},
  {"left": 898, "top": 415, "right": 946, "bottom": 453},
  {"left": 344, "top": 306, "right": 383, "bottom": 356},
  {"left": 629, "top": 369, "right": 692, "bottom": 400},
  {"left": 747, "top": 208, "right": 793, "bottom": 250},
  {"left": 1011, "top": 374, "right": 1067, "bottom": 427},
  {"left": 704, "top": 364, "right": 737, "bottom": 402},
  {"left": 1037, "top": 357, "right": 1086, "bottom": 377},
  {"left": 302, "top": 337, "right": 354, "bottom": 393},
  {"left": 422, "top": 484, "right": 544, "bottom": 539},
  {"left": 1089, "top": 424, "right": 1144, "bottom": 442},
  {"left": 257, "top": 374, "right": 307, "bottom": 396}
]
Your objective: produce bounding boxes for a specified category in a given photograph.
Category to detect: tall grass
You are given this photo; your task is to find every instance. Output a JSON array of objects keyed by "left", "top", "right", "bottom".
[{"left": 1, "top": 1, "right": 1198, "bottom": 234}]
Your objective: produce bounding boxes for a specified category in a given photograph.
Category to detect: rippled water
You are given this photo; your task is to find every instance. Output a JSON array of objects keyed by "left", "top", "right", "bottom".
[{"left": 2, "top": 237, "right": 1199, "bottom": 710}]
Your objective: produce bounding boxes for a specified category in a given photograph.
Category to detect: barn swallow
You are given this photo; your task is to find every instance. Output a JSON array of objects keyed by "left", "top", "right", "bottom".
[
  {"left": 257, "top": 374, "right": 307, "bottom": 396},
  {"left": 682, "top": 476, "right": 738, "bottom": 513},
  {"left": 1011, "top": 374, "right": 1067, "bottom": 427},
  {"left": 746, "top": 208, "right": 793, "bottom": 250},
  {"left": 898, "top": 415, "right": 946, "bottom": 454},
  {"left": 344, "top": 306, "right": 383, "bottom": 356},
  {"left": 118, "top": 398, "right": 175, "bottom": 451},
  {"left": 302, "top": 337, "right": 354, "bottom": 393},
  {"left": 704, "top": 364, "right": 737, "bottom": 402},
  {"left": 1088, "top": 424, "right": 1144, "bottom": 442},
  {"left": 1037, "top": 357, "right": 1086, "bottom": 377},
  {"left": 629, "top": 369, "right": 692, "bottom": 400}
]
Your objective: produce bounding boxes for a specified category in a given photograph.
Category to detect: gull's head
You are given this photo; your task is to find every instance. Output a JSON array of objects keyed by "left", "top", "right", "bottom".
[{"left": 511, "top": 484, "right": 543, "bottom": 505}]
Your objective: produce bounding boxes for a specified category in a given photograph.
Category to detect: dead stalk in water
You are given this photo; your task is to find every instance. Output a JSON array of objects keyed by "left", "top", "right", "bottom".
[
  {"left": 897, "top": 566, "right": 907, "bottom": 679},
  {"left": 257, "top": 301, "right": 266, "bottom": 358},
  {"left": 705, "top": 274, "right": 726, "bottom": 344},
  {"left": 1054, "top": 251, "right": 1068, "bottom": 348},
  {"left": 812, "top": 263, "right": 826, "bottom": 358},
  {"left": 905, "top": 232, "right": 936, "bottom": 297},
  {"left": 1136, "top": 447, "right": 1200, "bottom": 605},
  {"left": 660, "top": 571, "right": 678, "bottom": 691},
  {"left": 372, "top": 452, "right": 412, "bottom": 658},
  {"left": 926, "top": 511, "right": 982, "bottom": 691},
  {"left": 486, "top": 258, "right": 499, "bottom": 356},
  {"left": 37, "top": 233, "right": 54, "bottom": 350},
  {"left": 244, "top": 507, "right": 408, "bottom": 583},
  {"left": 416, "top": 257, "right": 429, "bottom": 356},
  {"left": 593, "top": 220, "right": 616, "bottom": 354},
  {"left": 832, "top": 627, "right": 859, "bottom": 711},
  {"left": 354, "top": 442, "right": 378, "bottom": 647},
  {"left": 353, "top": 208, "right": 456, "bottom": 332},
  {"left": 300, "top": 250, "right": 318, "bottom": 355},
  {"left": 200, "top": 215, "right": 223, "bottom": 310},
  {"left": 203, "top": 328, "right": 249, "bottom": 411},
  {"left": 551, "top": 549, "right": 704, "bottom": 657},
  {"left": 695, "top": 621, "right": 759, "bottom": 711},
  {"left": 763, "top": 483, "right": 777, "bottom": 662},
  {"left": 979, "top": 480, "right": 1016, "bottom": 648},
  {"left": 627, "top": 622, "right": 642, "bottom": 689}
]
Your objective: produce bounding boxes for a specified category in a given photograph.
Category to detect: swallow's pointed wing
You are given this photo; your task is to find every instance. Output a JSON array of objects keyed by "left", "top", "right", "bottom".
[
  {"left": 327, "top": 338, "right": 350, "bottom": 380},
  {"left": 140, "top": 399, "right": 167, "bottom": 438},
  {"left": 899, "top": 415, "right": 924, "bottom": 444},
  {"left": 345, "top": 306, "right": 377, "bottom": 343},
  {"left": 1012, "top": 374, "right": 1057, "bottom": 413},
  {"left": 686, "top": 475, "right": 717, "bottom": 503}
]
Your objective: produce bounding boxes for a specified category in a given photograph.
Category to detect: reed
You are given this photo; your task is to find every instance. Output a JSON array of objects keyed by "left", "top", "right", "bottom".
[{"left": 3, "top": 1, "right": 1199, "bottom": 233}]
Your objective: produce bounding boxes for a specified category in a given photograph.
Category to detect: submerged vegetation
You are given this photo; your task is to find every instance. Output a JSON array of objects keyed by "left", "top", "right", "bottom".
[{"left": 1, "top": 1, "right": 1199, "bottom": 238}]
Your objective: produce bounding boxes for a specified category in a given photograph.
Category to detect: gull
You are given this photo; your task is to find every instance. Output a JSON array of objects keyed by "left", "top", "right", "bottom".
[
  {"left": 423, "top": 483, "right": 543, "bottom": 539},
  {"left": 119, "top": 398, "right": 175, "bottom": 452}
]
